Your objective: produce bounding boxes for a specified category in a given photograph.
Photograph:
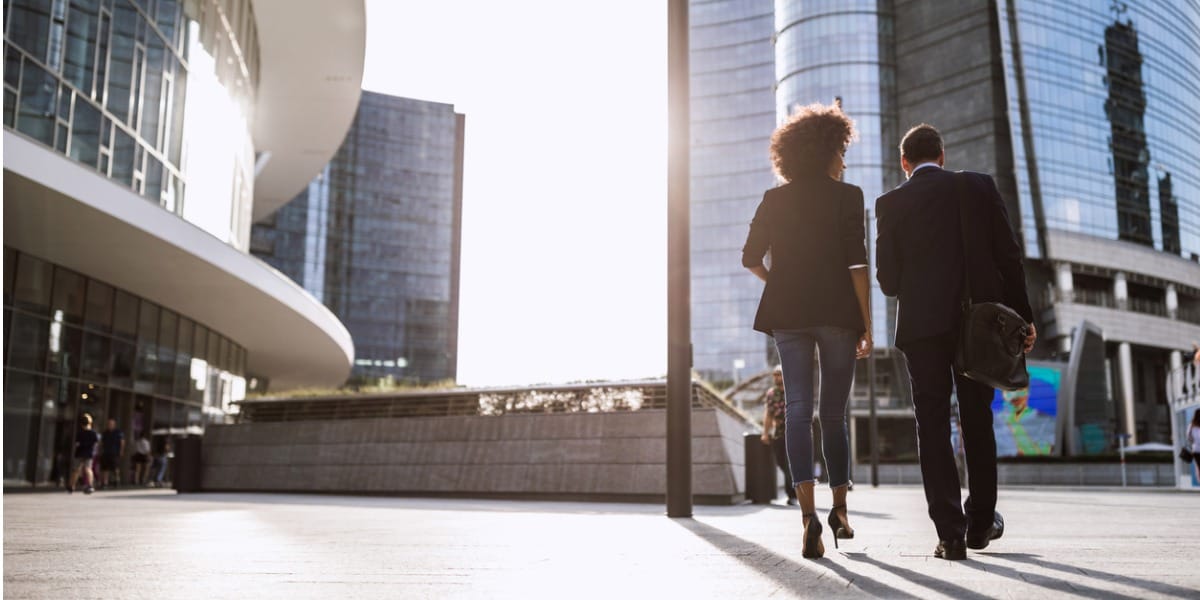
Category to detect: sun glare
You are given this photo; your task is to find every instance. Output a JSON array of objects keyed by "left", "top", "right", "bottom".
[{"left": 362, "top": 1, "right": 668, "bottom": 385}]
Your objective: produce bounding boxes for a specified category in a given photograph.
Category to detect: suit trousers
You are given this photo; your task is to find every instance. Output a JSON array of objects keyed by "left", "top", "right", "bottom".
[{"left": 901, "top": 332, "right": 998, "bottom": 541}]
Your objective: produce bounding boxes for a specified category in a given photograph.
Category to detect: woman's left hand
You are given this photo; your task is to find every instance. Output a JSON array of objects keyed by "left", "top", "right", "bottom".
[{"left": 856, "top": 333, "right": 873, "bottom": 359}]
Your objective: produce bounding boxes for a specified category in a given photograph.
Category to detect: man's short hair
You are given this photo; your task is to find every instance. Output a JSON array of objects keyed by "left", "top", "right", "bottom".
[{"left": 900, "top": 124, "right": 943, "bottom": 164}]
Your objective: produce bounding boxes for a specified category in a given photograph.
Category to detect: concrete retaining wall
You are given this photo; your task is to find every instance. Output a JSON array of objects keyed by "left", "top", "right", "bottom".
[{"left": 202, "top": 408, "right": 750, "bottom": 502}]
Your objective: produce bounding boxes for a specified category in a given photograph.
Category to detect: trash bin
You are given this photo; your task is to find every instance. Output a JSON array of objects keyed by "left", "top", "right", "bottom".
[
  {"left": 745, "top": 432, "right": 776, "bottom": 503},
  {"left": 172, "top": 435, "right": 203, "bottom": 493}
]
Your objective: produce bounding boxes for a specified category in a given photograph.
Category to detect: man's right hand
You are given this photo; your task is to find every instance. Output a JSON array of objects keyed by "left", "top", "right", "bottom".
[
  {"left": 760, "top": 432, "right": 771, "bottom": 446},
  {"left": 1023, "top": 323, "right": 1037, "bottom": 354}
]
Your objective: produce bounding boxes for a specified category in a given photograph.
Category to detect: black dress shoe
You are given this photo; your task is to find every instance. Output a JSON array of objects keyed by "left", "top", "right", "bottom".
[
  {"left": 935, "top": 538, "right": 967, "bottom": 560},
  {"left": 967, "top": 511, "right": 1004, "bottom": 550}
]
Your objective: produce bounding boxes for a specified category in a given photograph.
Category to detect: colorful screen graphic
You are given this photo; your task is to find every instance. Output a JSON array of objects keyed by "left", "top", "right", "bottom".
[{"left": 991, "top": 365, "right": 1061, "bottom": 456}]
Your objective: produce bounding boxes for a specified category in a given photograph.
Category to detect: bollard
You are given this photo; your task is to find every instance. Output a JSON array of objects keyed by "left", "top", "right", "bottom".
[
  {"left": 172, "top": 436, "right": 203, "bottom": 493},
  {"left": 744, "top": 433, "right": 777, "bottom": 503}
]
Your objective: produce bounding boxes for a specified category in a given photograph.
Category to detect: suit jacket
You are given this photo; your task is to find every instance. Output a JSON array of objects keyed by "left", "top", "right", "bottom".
[
  {"left": 742, "top": 176, "right": 867, "bottom": 336},
  {"left": 875, "top": 166, "right": 1033, "bottom": 348}
]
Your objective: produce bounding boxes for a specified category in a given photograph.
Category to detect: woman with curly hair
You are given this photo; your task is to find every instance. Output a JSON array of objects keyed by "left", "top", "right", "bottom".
[{"left": 742, "top": 102, "right": 872, "bottom": 559}]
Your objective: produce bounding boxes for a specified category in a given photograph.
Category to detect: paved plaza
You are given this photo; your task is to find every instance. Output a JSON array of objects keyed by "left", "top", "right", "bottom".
[{"left": 4, "top": 486, "right": 1199, "bottom": 599}]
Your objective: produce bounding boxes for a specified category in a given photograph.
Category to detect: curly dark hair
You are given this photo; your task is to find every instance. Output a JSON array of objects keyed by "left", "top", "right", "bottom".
[{"left": 769, "top": 103, "right": 857, "bottom": 183}]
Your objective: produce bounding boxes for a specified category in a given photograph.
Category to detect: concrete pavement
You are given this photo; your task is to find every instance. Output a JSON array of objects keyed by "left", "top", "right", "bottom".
[{"left": 4, "top": 486, "right": 1199, "bottom": 599}]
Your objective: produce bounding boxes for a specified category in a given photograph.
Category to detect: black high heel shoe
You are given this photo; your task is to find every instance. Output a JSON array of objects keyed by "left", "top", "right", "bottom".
[
  {"left": 827, "top": 505, "right": 854, "bottom": 549},
  {"left": 802, "top": 513, "right": 824, "bottom": 559}
]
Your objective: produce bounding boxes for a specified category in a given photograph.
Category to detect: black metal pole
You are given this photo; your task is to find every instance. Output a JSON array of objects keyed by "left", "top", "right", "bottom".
[
  {"left": 666, "top": 0, "right": 693, "bottom": 518},
  {"left": 867, "top": 208, "right": 879, "bottom": 487}
]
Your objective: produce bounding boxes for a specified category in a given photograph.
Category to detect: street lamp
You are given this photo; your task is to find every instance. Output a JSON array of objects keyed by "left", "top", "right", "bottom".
[{"left": 666, "top": 0, "right": 693, "bottom": 519}]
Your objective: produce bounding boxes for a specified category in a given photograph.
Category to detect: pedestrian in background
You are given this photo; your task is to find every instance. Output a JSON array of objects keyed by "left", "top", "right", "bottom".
[
  {"left": 69, "top": 414, "right": 99, "bottom": 495},
  {"left": 743, "top": 102, "right": 873, "bottom": 559},
  {"left": 149, "top": 437, "right": 171, "bottom": 488},
  {"left": 132, "top": 435, "right": 151, "bottom": 485},
  {"left": 760, "top": 366, "right": 798, "bottom": 506},
  {"left": 1188, "top": 411, "right": 1200, "bottom": 482}
]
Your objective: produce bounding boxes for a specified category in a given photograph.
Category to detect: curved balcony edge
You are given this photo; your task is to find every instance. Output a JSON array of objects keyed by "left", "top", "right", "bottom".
[
  {"left": 249, "top": 0, "right": 366, "bottom": 222},
  {"left": 4, "top": 130, "right": 354, "bottom": 390}
]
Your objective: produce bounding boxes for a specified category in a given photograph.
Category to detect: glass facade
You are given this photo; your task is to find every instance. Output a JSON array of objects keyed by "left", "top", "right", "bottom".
[
  {"left": 252, "top": 92, "right": 464, "bottom": 385},
  {"left": 2, "top": 247, "right": 247, "bottom": 487},
  {"left": 3, "top": 0, "right": 260, "bottom": 248},
  {"left": 774, "top": 0, "right": 897, "bottom": 346},
  {"left": 688, "top": 0, "right": 778, "bottom": 382},
  {"left": 3, "top": 0, "right": 261, "bottom": 488},
  {"left": 999, "top": 0, "right": 1200, "bottom": 260}
]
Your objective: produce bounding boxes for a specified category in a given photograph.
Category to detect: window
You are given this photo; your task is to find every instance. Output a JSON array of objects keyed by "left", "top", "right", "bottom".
[
  {"left": 69, "top": 98, "right": 102, "bottom": 168},
  {"left": 12, "top": 254, "right": 53, "bottom": 314},
  {"left": 16, "top": 60, "right": 57, "bottom": 145}
]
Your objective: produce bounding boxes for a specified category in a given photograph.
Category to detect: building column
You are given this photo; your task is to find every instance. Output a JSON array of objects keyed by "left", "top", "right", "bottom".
[
  {"left": 1117, "top": 341, "right": 1137, "bottom": 445},
  {"left": 1113, "top": 272, "right": 1128, "bottom": 310},
  {"left": 1166, "top": 284, "right": 1178, "bottom": 320},
  {"left": 1171, "top": 350, "right": 1184, "bottom": 372},
  {"left": 1055, "top": 262, "right": 1074, "bottom": 302},
  {"left": 1054, "top": 263, "right": 1075, "bottom": 353}
]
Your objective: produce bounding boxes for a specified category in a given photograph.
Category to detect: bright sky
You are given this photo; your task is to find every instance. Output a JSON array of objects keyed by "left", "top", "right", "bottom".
[{"left": 361, "top": 1, "right": 668, "bottom": 386}]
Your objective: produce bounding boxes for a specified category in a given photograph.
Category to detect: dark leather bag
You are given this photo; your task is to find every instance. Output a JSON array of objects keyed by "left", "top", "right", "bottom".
[{"left": 951, "top": 173, "right": 1030, "bottom": 391}]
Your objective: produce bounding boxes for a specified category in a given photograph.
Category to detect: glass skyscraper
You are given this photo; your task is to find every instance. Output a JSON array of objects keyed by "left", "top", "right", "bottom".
[
  {"left": 689, "top": 0, "right": 1200, "bottom": 447},
  {"left": 688, "top": 0, "right": 778, "bottom": 383},
  {"left": 252, "top": 92, "right": 465, "bottom": 385},
  {"left": 994, "top": 0, "right": 1200, "bottom": 445},
  {"left": 4, "top": 0, "right": 364, "bottom": 487}
]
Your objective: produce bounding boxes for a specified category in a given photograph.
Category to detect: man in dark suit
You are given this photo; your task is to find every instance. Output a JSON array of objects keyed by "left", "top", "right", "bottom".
[{"left": 875, "top": 124, "right": 1037, "bottom": 560}]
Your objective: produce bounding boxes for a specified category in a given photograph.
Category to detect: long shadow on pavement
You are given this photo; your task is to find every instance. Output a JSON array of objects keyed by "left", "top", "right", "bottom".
[
  {"left": 952, "top": 554, "right": 1140, "bottom": 600},
  {"left": 838, "top": 552, "right": 994, "bottom": 600},
  {"left": 985, "top": 552, "right": 1198, "bottom": 599},
  {"left": 680, "top": 518, "right": 930, "bottom": 599}
]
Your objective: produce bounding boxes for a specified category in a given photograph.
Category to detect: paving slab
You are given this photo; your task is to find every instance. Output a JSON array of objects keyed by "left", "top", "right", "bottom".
[{"left": 4, "top": 486, "right": 1199, "bottom": 599}]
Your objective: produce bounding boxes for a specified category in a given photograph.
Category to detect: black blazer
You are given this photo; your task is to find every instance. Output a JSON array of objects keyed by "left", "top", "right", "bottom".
[
  {"left": 742, "top": 176, "right": 867, "bottom": 336},
  {"left": 875, "top": 167, "right": 1034, "bottom": 348}
]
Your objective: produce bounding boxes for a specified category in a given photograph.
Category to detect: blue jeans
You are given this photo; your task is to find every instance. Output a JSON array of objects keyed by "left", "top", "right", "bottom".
[{"left": 774, "top": 327, "right": 857, "bottom": 488}]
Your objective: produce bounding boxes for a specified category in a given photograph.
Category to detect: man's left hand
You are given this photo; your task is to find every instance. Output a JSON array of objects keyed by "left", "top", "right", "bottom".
[{"left": 1023, "top": 323, "right": 1037, "bottom": 354}]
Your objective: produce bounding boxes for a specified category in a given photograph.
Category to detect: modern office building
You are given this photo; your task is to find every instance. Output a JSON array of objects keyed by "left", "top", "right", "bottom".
[
  {"left": 688, "top": 0, "right": 778, "bottom": 382},
  {"left": 3, "top": 0, "right": 364, "bottom": 487},
  {"left": 251, "top": 92, "right": 464, "bottom": 385},
  {"left": 690, "top": 0, "right": 1200, "bottom": 449}
]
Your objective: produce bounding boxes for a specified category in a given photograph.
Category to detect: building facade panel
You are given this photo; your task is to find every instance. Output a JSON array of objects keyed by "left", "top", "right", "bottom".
[
  {"left": 3, "top": 0, "right": 364, "bottom": 489},
  {"left": 4, "top": 0, "right": 260, "bottom": 249},
  {"left": 688, "top": 0, "right": 779, "bottom": 381},
  {"left": 253, "top": 92, "right": 463, "bottom": 385},
  {"left": 1049, "top": 303, "right": 1200, "bottom": 353},
  {"left": 1004, "top": 0, "right": 1200, "bottom": 259},
  {"left": 3, "top": 247, "right": 247, "bottom": 487}
]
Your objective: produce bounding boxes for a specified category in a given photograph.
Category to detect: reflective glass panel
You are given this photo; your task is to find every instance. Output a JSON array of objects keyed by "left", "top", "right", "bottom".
[{"left": 16, "top": 60, "right": 57, "bottom": 145}]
